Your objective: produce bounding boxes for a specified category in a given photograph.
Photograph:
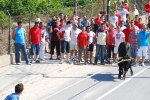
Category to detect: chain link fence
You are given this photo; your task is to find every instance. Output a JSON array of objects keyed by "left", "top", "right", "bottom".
[{"left": 0, "top": 0, "right": 146, "bottom": 56}]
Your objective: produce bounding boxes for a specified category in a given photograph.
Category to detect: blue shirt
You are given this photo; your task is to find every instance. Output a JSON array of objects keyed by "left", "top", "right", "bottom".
[
  {"left": 138, "top": 31, "right": 150, "bottom": 46},
  {"left": 81, "top": 20, "right": 91, "bottom": 26},
  {"left": 5, "top": 93, "right": 19, "bottom": 100},
  {"left": 15, "top": 28, "right": 25, "bottom": 43}
]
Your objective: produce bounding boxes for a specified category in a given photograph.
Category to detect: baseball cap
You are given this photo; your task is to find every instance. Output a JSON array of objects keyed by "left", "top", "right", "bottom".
[{"left": 35, "top": 18, "right": 41, "bottom": 22}]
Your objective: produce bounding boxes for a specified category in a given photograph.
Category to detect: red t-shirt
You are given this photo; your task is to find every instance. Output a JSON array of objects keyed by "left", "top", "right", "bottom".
[
  {"left": 145, "top": 4, "right": 150, "bottom": 13},
  {"left": 94, "top": 18, "right": 101, "bottom": 24},
  {"left": 77, "top": 32, "right": 89, "bottom": 47},
  {"left": 29, "top": 27, "right": 41, "bottom": 44},
  {"left": 60, "top": 31, "right": 65, "bottom": 39},
  {"left": 136, "top": 23, "right": 143, "bottom": 29},
  {"left": 134, "top": 20, "right": 138, "bottom": 25},
  {"left": 107, "top": 29, "right": 116, "bottom": 45},
  {"left": 116, "top": 13, "right": 121, "bottom": 25},
  {"left": 122, "top": 28, "right": 133, "bottom": 42},
  {"left": 125, "top": 6, "right": 130, "bottom": 11}
]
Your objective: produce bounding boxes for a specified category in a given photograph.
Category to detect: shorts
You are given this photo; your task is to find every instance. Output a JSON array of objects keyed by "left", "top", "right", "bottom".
[
  {"left": 137, "top": 46, "right": 148, "bottom": 57},
  {"left": 78, "top": 46, "right": 88, "bottom": 57},
  {"left": 70, "top": 44, "right": 78, "bottom": 50},
  {"left": 88, "top": 44, "right": 94, "bottom": 51},
  {"left": 114, "top": 46, "right": 119, "bottom": 54},
  {"left": 61, "top": 40, "right": 70, "bottom": 53},
  {"left": 107, "top": 45, "right": 114, "bottom": 58},
  {"left": 30, "top": 44, "right": 40, "bottom": 55},
  {"left": 145, "top": 13, "right": 150, "bottom": 18}
]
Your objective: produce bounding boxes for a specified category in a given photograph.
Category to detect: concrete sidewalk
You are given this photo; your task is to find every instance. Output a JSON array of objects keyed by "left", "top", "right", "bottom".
[{"left": 0, "top": 53, "right": 73, "bottom": 97}]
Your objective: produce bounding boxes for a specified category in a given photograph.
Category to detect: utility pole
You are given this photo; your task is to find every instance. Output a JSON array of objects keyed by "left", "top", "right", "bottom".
[
  {"left": 74, "top": 0, "right": 77, "bottom": 16},
  {"left": 106, "top": 0, "right": 110, "bottom": 21}
]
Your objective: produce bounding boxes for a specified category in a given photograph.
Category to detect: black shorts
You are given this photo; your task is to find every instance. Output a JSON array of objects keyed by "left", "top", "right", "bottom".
[
  {"left": 61, "top": 40, "right": 70, "bottom": 53},
  {"left": 107, "top": 45, "right": 114, "bottom": 58},
  {"left": 88, "top": 44, "right": 94, "bottom": 51}
]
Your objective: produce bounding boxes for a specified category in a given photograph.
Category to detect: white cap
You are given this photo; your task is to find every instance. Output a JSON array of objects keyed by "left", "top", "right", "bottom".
[{"left": 35, "top": 18, "right": 41, "bottom": 22}]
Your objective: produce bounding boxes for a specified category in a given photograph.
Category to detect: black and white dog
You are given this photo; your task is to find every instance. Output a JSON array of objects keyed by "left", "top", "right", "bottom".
[{"left": 118, "top": 42, "right": 134, "bottom": 80}]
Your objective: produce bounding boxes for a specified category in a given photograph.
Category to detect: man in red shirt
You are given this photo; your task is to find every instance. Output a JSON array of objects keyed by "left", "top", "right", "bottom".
[
  {"left": 29, "top": 22, "right": 42, "bottom": 63},
  {"left": 94, "top": 13, "right": 101, "bottom": 24},
  {"left": 122, "top": 22, "right": 133, "bottom": 42},
  {"left": 116, "top": 10, "right": 121, "bottom": 25},
  {"left": 145, "top": 0, "right": 150, "bottom": 23},
  {"left": 107, "top": 23, "right": 116, "bottom": 64},
  {"left": 77, "top": 26, "right": 89, "bottom": 65},
  {"left": 134, "top": 15, "right": 139, "bottom": 25},
  {"left": 136, "top": 18, "right": 143, "bottom": 29}
]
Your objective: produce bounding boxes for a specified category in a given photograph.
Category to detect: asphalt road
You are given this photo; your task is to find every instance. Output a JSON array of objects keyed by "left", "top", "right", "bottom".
[{"left": 39, "top": 63, "right": 150, "bottom": 100}]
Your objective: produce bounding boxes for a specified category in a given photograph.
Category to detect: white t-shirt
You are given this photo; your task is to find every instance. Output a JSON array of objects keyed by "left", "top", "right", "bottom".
[
  {"left": 41, "top": 29, "right": 48, "bottom": 43},
  {"left": 109, "top": 16, "right": 118, "bottom": 24},
  {"left": 118, "top": 9, "right": 129, "bottom": 22},
  {"left": 60, "top": 27, "right": 72, "bottom": 41},
  {"left": 88, "top": 31, "right": 95, "bottom": 44},
  {"left": 71, "top": 28, "right": 81, "bottom": 44},
  {"left": 113, "top": 31, "right": 125, "bottom": 46},
  {"left": 120, "top": 26, "right": 126, "bottom": 31}
]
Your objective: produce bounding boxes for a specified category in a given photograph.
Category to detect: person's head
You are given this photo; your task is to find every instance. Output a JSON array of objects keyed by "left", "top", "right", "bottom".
[
  {"left": 35, "top": 18, "right": 41, "bottom": 23},
  {"left": 133, "top": 4, "right": 136, "bottom": 9},
  {"left": 86, "top": 26, "right": 91, "bottom": 32},
  {"left": 83, "top": 16, "right": 87, "bottom": 20},
  {"left": 73, "top": 11, "right": 77, "bottom": 15},
  {"left": 73, "top": 24, "right": 78, "bottom": 30},
  {"left": 100, "top": 23, "right": 105, "bottom": 30},
  {"left": 135, "top": 15, "right": 139, "bottom": 21},
  {"left": 110, "top": 23, "right": 116, "bottom": 30},
  {"left": 34, "top": 22, "right": 39, "bottom": 28},
  {"left": 91, "top": 18, "right": 95, "bottom": 24},
  {"left": 124, "top": 3, "right": 128, "bottom": 6},
  {"left": 117, "top": 26, "right": 121, "bottom": 32},
  {"left": 78, "top": 18, "right": 81, "bottom": 23},
  {"left": 113, "top": 10, "right": 117, "bottom": 16},
  {"left": 120, "top": 20, "right": 125, "bottom": 26},
  {"left": 121, "top": 5, "right": 125, "bottom": 10},
  {"left": 138, "top": 17, "right": 142, "bottom": 23},
  {"left": 64, "top": 15, "right": 68, "bottom": 22},
  {"left": 60, "top": 19, "right": 64, "bottom": 25},
  {"left": 52, "top": 16, "right": 56, "bottom": 20},
  {"left": 103, "top": 11, "right": 107, "bottom": 16},
  {"left": 59, "top": 13, "right": 64, "bottom": 19},
  {"left": 132, "top": 26, "right": 137, "bottom": 33},
  {"left": 101, "top": 15, "right": 105, "bottom": 21},
  {"left": 39, "top": 22, "right": 44, "bottom": 28},
  {"left": 17, "top": 21, "right": 22, "bottom": 28},
  {"left": 97, "top": 13, "right": 101, "bottom": 18},
  {"left": 100, "top": 11, "right": 103, "bottom": 15},
  {"left": 15, "top": 83, "right": 24, "bottom": 95},
  {"left": 130, "top": 20, "right": 135, "bottom": 26},
  {"left": 142, "top": 24, "right": 147, "bottom": 31},
  {"left": 81, "top": 26, "right": 86, "bottom": 32},
  {"left": 66, "top": 21, "right": 72, "bottom": 27}
]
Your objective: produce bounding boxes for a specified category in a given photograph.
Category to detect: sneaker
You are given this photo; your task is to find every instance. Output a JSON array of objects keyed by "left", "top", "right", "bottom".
[
  {"left": 107, "top": 61, "right": 111, "bottom": 64},
  {"left": 30, "top": 60, "right": 33, "bottom": 63},
  {"left": 90, "top": 60, "right": 93, "bottom": 64},
  {"left": 27, "top": 63, "right": 31, "bottom": 65},
  {"left": 66, "top": 60, "right": 72, "bottom": 64},
  {"left": 56, "top": 57, "right": 61, "bottom": 60},
  {"left": 36, "top": 60, "right": 40, "bottom": 63},
  {"left": 60, "top": 60, "right": 63, "bottom": 64},
  {"left": 141, "top": 63, "right": 145, "bottom": 67},
  {"left": 133, "top": 63, "right": 139, "bottom": 67},
  {"left": 77, "top": 61, "right": 80, "bottom": 65},
  {"left": 84, "top": 61, "right": 88, "bottom": 65},
  {"left": 16, "top": 63, "right": 21, "bottom": 65},
  {"left": 70, "top": 56, "right": 74, "bottom": 61},
  {"left": 40, "top": 59, "right": 45, "bottom": 61},
  {"left": 93, "top": 62, "right": 97, "bottom": 65},
  {"left": 50, "top": 58, "right": 52, "bottom": 60},
  {"left": 101, "top": 62, "right": 105, "bottom": 65}
]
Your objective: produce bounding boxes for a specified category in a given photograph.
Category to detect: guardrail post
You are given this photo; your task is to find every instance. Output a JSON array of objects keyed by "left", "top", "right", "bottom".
[
  {"left": 7, "top": 10, "right": 11, "bottom": 54},
  {"left": 27, "top": 7, "right": 31, "bottom": 44}
]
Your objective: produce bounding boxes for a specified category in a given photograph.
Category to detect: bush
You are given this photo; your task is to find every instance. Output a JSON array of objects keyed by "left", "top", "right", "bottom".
[{"left": 0, "top": 11, "right": 9, "bottom": 28}]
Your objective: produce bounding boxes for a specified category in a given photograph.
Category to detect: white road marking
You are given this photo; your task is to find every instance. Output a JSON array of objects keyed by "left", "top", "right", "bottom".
[
  {"left": 95, "top": 68, "right": 147, "bottom": 100},
  {"left": 41, "top": 68, "right": 107, "bottom": 100}
]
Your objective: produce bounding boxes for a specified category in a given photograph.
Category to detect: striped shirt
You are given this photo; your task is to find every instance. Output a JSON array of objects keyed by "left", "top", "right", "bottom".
[{"left": 129, "top": 32, "right": 138, "bottom": 46}]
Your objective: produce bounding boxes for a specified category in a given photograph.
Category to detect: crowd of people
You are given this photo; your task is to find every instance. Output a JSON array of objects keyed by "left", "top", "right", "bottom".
[{"left": 12, "top": 0, "right": 150, "bottom": 67}]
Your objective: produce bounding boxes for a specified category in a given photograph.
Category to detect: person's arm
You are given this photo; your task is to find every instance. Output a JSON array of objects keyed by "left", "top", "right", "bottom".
[
  {"left": 50, "top": 26, "right": 53, "bottom": 33},
  {"left": 56, "top": 31, "right": 61, "bottom": 39},
  {"left": 106, "top": 32, "right": 109, "bottom": 44},
  {"left": 94, "top": 31, "right": 98, "bottom": 44},
  {"left": 12, "top": 29, "right": 16, "bottom": 40},
  {"left": 123, "top": 37, "right": 125, "bottom": 42}
]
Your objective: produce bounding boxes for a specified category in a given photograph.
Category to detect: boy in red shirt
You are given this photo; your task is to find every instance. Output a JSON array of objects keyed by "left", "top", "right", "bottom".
[
  {"left": 77, "top": 26, "right": 89, "bottom": 65},
  {"left": 145, "top": 0, "right": 150, "bottom": 24},
  {"left": 29, "top": 22, "right": 42, "bottom": 63}
]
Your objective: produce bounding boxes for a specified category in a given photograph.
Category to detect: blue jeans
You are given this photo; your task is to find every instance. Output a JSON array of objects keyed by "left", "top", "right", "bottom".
[
  {"left": 30, "top": 44, "right": 40, "bottom": 55},
  {"left": 95, "top": 44, "right": 105, "bottom": 63},
  {"left": 15, "top": 43, "right": 29, "bottom": 64},
  {"left": 132, "top": 46, "right": 138, "bottom": 58}
]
